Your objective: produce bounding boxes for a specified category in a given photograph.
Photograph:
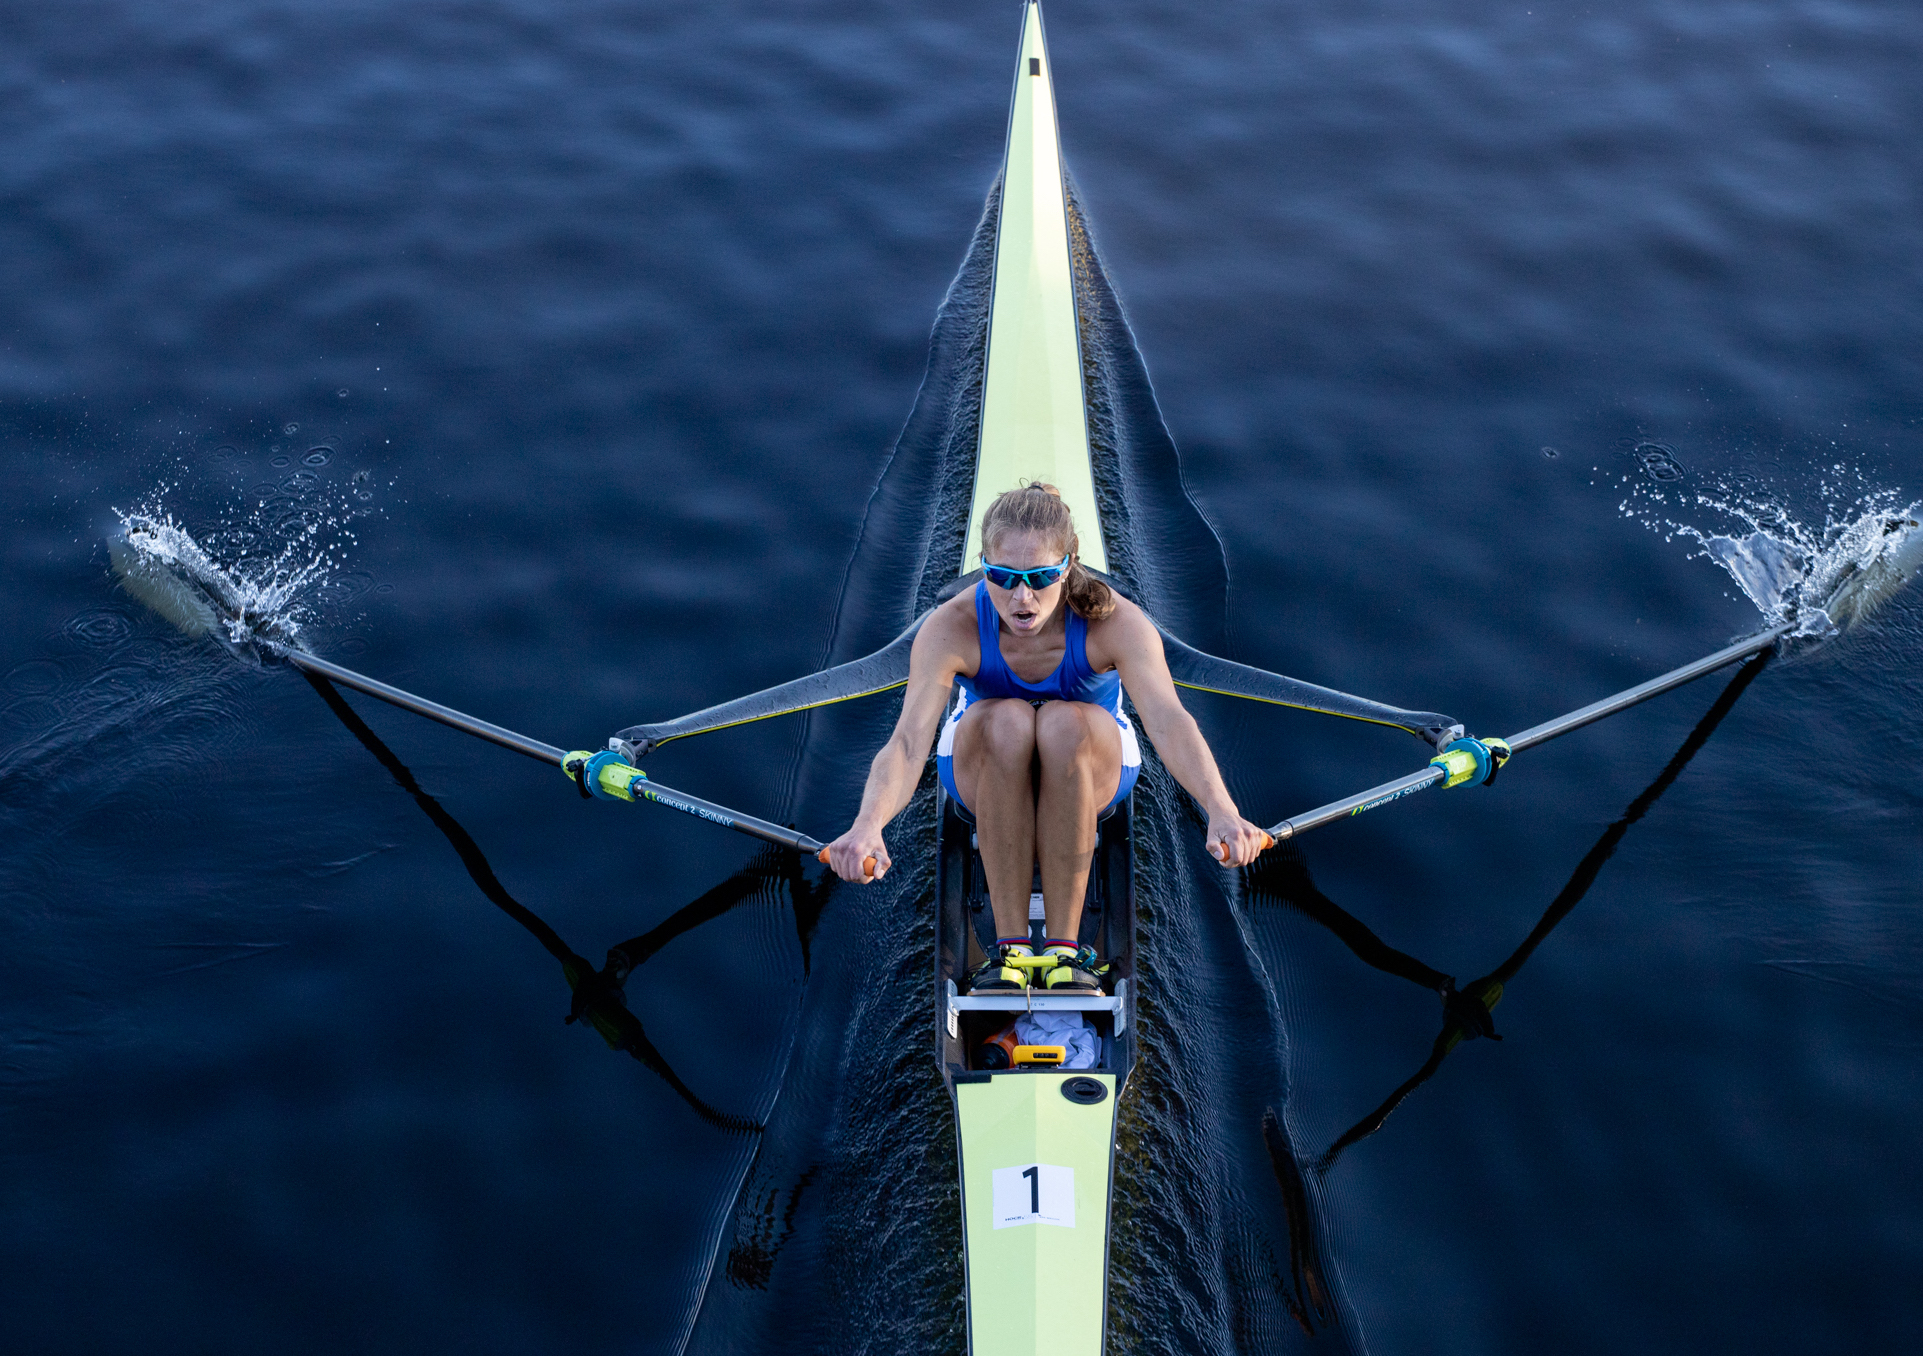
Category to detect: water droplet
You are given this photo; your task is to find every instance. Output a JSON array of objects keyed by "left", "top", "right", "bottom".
[
  {"left": 317, "top": 572, "right": 375, "bottom": 607},
  {"left": 1632, "top": 442, "right": 1684, "bottom": 482},
  {"left": 302, "top": 447, "right": 332, "bottom": 467},
  {"left": 65, "top": 610, "right": 134, "bottom": 648},
  {"left": 350, "top": 469, "right": 374, "bottom": 502},
  {"left": 336, "top": 388, "right": 350, "bottom": 398},
  {"left": 283, "top": 422, "right": 299, "bottom": 435},
  {"left": 274, "top": 505, "right": 323, "bottom": 534},
  {"left": 1540, "top": 446, "right": 1559, "bottom": 458},
  {"left": 216, "top": 526, "right": 266, "bottom": 555}
]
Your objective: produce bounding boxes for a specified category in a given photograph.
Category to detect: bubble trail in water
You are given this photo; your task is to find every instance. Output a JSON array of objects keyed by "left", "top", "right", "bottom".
[{"left": 1620, "top": 466, "right": 1923, "bottom": 638}]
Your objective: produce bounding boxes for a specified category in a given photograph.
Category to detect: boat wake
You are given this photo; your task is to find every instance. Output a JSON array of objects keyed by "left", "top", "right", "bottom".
[
  {"left": 668, "top": 174, "right": 1354, "bottom": 1355},
  {"left": 1622, "top": 471, "right": 1923, "bottom": 638}
]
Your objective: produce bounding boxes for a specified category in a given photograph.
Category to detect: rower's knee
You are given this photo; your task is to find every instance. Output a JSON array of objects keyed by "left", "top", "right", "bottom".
[
  {"left": 975, "top": 699, "right": 1038, "bottom": 767},
  {"left": 1035, "top": 701, "right": 1104, "bottom": 770}
]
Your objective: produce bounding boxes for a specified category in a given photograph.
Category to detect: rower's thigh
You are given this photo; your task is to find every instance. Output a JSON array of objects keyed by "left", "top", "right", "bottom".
[
  {"left": 951, "top": 699, "right": 1037, "bottom": 804},
  {"left": 1034, "top": 701, "right": 1121, "bottom": 778}
]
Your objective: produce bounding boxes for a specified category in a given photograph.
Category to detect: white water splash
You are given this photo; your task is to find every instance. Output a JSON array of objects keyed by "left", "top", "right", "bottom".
[
  {"left": 1621, "top": 467, "right": 1923, "bottom": 637},
  {"left": 109, "top": 468, "right": 375, "bottom": 658}
]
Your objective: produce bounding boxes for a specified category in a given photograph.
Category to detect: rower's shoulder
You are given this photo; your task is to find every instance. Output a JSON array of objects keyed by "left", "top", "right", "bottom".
[
  {"left": 1087, "top": 589, "right": 1157, "bottom": 639},
  {"left": 930, "top": 586, "right": 980, "bottom": 630},
  {"left": 1083, "top": 590, "right": 1165, "bottom": 672},
  {"left": 913, "top": 589, "right": 979, "bottom": 654}
]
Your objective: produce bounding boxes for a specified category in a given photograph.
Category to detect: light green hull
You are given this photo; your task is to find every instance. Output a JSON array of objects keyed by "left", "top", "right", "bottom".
[
  {"left": 961, "top": 0, "right": 1108, "bottom": 576},
  {"left": 955, "top": 1070, "right": 1119, "bottom": 1355},
  {"left": 947, "top": 9, "right": 1128, "bottom": 1354}
]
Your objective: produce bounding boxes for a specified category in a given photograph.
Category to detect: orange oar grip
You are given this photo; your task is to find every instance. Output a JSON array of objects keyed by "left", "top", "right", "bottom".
[
  {"left": 815, "top": 847, "right": 878, "bottom": 881},
  {"left": 1211, "top": 832, "right": 1276, "bottom": 863}
]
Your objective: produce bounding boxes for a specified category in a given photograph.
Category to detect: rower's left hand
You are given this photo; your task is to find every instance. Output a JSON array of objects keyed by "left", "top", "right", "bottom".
[
  {"left": 822, "top": 824, "right": 888, "bottom": 883},
  {"left": 1206, "top": 812, "right": 1273, "bottom": 868}
]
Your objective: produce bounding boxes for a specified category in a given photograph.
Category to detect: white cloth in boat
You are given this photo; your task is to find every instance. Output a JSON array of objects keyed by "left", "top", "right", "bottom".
[{"left": 1014, "top": 1011, "right": 1098, "bottom": 1069}]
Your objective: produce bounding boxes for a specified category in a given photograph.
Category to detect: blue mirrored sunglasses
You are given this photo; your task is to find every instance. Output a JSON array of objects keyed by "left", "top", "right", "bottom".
[{"left": 982, "top": 553, "right": 1071, "bottom": 591}]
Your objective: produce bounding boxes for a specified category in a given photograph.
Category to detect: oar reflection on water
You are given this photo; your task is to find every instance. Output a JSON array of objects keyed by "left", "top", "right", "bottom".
[
  {"left": 302, "top": 669, "right": 831, "bottom": 1136},
  {"left": 1247, "top": 649, "right": 1772, "bottom": 1176}
]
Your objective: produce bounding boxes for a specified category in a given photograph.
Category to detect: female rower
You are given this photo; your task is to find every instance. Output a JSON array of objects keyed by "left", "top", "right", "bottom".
[{"left": 823, "top": 482, "right": 1268, "bottom": 993}]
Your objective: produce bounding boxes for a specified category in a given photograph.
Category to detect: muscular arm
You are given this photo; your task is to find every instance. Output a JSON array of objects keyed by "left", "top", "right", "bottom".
[
  {"left": 823, "top": 598, "right": 973, "bottom": 882},
  {"left": 1095, "top": 599, "right": 1271, "bottom": 867}
]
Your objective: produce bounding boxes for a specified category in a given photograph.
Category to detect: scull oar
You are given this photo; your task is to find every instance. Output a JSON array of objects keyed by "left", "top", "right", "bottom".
[
  {"left": 280, "top": 646, "right": 568, "bottom": 765},
  {"left": 269, "top": 644, "right": 851, "bottom": 861},
  {"left": 1261, "top": 622, "right": 1793, "bottom": 843}
]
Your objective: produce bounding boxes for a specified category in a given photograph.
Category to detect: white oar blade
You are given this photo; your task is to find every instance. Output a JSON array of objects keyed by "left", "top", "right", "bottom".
[
  {"left": 1812, "top": 502, "right": 1923, "bottom": 631},
  {"left": 109, "top": 530, "right": 220, "bottom": 640},
  {"left": 1698, "top": 500, "right": 1922, "bottom": 637},
  {"left": 108, "top": 515, "right": 303, "bottom": 661}
]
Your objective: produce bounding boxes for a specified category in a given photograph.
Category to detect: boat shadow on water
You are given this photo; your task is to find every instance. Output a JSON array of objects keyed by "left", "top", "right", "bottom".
[{"left": 277, "top": 108, "right": 1778, "bottom": 1356}]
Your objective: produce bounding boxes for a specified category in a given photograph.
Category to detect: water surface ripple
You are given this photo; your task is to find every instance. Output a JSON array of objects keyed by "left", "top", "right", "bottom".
[{"left": 3, "top": 3, "right": 1920, "bottom": 1354}]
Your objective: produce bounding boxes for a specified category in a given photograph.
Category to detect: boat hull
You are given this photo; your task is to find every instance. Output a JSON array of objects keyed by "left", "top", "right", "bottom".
[
  {"left": 953, "top": 1070, "right": 1119, "bottom": 1356},
  {"left": 964, "top": 0, "right": 1106, "bottom": 575},
  {"left": 941, "top": 6, "right": 1133, "bottom": 1352},
  {"left": 937, "top": 792, "right": 1136, "bottom": 1354}
]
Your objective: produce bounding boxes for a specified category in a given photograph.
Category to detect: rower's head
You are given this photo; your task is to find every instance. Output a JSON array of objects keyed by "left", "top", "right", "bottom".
[{"left": 979, "top": 483, "right": 1114, "bottom": 633}]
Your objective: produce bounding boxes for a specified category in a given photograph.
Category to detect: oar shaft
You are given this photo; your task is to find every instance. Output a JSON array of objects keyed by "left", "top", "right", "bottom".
[
  {"left": 1266, "top": 623, "right": 1791, "bottom": 842},
  {"left": 281, "top": 647, "right": 568, "bottom": 766},
  {"left": 283, "top": 645, "right": 834, "bottom": 858},
  {"left": 1502, "top": 623, "right": 1791, "bottom": 753},
  {"left": 1269, "top": 767, "right": 1445, "bottom": 841},
  {"left": 625, "top": 778, "right": 826, "bottom": 856}
]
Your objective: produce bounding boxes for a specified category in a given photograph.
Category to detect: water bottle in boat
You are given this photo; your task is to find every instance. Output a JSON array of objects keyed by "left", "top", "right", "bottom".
[{"left": 976, "top": 1021, "right": 1019, "bottom": 1070}]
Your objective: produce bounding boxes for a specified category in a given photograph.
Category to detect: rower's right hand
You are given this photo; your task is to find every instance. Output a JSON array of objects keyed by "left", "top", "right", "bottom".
[{"left": 824, "top": 826, "right": 889, "bottom": 883}]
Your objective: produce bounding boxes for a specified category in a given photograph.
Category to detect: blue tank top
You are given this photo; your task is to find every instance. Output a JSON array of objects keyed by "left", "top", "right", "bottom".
[{"left": 957, "top": 581, "right": 1123, "bottom": 710}]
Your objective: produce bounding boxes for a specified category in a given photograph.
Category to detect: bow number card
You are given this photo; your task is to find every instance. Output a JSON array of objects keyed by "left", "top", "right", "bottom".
[{"left": 991, "top": 1163, "right": 1075, "bottom": 1229}]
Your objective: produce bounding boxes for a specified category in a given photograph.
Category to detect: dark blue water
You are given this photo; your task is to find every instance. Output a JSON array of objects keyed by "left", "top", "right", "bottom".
[{"left": 5, "top": 2, "right": 1921, "bottom": 1352}]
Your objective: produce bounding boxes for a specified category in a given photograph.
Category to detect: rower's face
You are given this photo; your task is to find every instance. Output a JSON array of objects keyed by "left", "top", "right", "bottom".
[{"left": 983, "top": 529, "right": 1067, "bottom": 637}]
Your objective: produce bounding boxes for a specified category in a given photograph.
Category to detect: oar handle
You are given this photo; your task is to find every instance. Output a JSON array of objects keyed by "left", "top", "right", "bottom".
[
  {"left": 815, "top": 847, "right": 878, "bottom": 882},
  {"left": 1210, "top": 833, "right": 1275, "bottom": 864}
]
